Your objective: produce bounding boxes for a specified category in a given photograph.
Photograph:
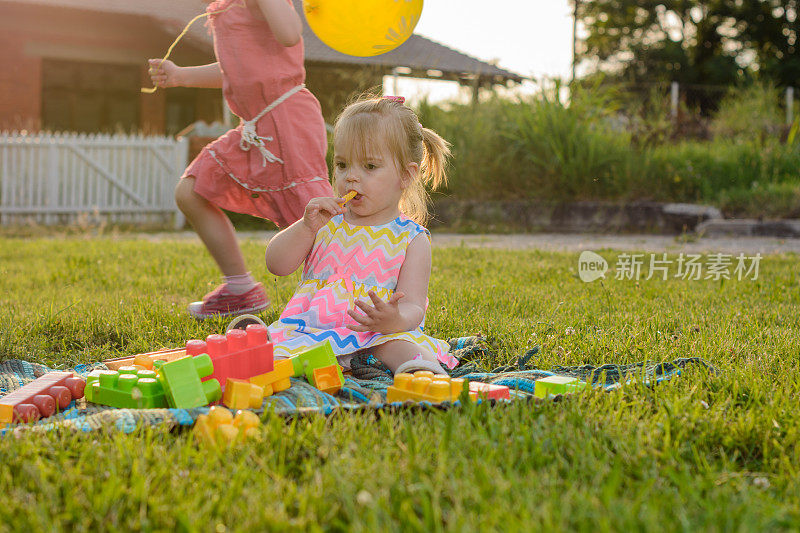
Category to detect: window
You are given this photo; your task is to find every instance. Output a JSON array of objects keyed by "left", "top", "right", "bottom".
[{"left": 41, "top": 59, "right": 140, "bottom": 133}]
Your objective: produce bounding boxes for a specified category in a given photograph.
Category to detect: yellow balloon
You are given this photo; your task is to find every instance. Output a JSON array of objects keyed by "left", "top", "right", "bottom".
[{"left": 303, "top": 0, "right": 424, "bottom": 57}]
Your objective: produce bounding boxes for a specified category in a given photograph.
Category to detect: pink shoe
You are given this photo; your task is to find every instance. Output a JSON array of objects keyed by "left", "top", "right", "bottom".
[{"left": 187, "top": 283, "right": 270, "bottom": 319}]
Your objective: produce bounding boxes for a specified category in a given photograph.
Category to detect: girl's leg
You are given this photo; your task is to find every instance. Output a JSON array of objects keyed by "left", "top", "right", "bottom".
[
  {"left": 175, "top": 176, "right": 247, "bottom": 276},
  {"left": 175, "top": 177, "right": 269, "bottom": 318},
  {"left": 371, "top": 340, "right": 448, "bottom": 375}
]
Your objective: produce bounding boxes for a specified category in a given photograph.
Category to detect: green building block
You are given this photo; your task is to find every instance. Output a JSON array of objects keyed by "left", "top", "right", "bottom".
[
  {"left": 290, "top": 343, "right": 344, "bottom": 385},
  {"left": 534, "top": 376, "right": 589, "bottom": 398},
  {"left": 90, "top": 367, "right": 168, "bottom": 409},
  {"left": 155, "top": 354, "right": 222, "bottom": 408},
  {"left": 84, "top": 369, "right": 106, "bottom": 403}
]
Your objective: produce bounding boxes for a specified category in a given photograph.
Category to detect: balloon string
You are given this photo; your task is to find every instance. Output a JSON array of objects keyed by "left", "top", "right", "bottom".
[{"left": 141, "top": 0, "right": 245, "bottom": 94}]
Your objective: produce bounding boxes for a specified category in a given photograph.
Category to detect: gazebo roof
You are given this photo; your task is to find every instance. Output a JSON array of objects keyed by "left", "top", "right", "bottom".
[
  {"left": 11, "top": 0, "right": 522, "bottom": 85},
  {"left": 292, "top": 1, "right": 522, "bottom": 85}
]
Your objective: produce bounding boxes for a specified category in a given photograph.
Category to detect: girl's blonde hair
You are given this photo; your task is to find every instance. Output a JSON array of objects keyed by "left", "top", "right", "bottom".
[{"left": 332, "top": 94, "right": 451, "bottom": 225}]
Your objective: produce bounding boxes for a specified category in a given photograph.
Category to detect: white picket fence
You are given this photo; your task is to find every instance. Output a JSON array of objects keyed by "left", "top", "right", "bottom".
[{"left": 0, "top": 131, "right": 188, "bottom": 228}]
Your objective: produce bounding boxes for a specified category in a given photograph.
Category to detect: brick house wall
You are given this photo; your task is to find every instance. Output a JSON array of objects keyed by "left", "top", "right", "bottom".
[{"left": 0, "top": 2, "right": 219, "bottom": 133}]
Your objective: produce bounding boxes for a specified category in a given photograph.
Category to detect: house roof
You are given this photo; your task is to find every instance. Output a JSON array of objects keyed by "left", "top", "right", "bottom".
[{"left": 10, "top": 0, "right": 523, "bottom": 84}]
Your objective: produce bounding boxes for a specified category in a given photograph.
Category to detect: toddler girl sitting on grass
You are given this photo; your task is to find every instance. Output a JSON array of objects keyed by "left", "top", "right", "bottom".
[{"left": 264, "top": 95, "right": 458, "bottom": 375}]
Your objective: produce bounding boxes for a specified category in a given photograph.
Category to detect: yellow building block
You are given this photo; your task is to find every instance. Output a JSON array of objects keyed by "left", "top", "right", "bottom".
[
  {"left": 386, "top": 371, "right": 470, "bottom": 403},
  {"left": 249, "top": 359, "right": 294, "bottom": 397},
  {"left": 312, "top": 364, "right": 344, "bottom": 395},
  {"left": 194, "top": 406, "right": 261, "bottom": 449},
  {"left": 222, "top": 378, "right": 264, "bottom": 410}
]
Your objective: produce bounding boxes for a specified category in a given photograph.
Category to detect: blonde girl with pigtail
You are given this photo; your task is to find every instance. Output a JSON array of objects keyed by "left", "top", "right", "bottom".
[{"left": 265, "top": 94, "right": 459, "bottom": 375}]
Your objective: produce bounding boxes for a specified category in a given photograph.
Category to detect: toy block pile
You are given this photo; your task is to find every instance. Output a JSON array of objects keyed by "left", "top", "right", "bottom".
[
  {"left": 0, "top": 332, "right": 527, "bottom": 431},
  {"left": 92, "top": 331, "right": 345, "bottom": 412}
]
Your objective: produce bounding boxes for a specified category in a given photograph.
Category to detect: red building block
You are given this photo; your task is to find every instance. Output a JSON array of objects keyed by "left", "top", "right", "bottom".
[
  {"left": 469, "top": 381, "right": 511, "bottom": 401},
  {"left": 0, "top": 372, "right": 85, "bottom": 425},
  {"left": 185, "top": 324, "right": 274, "bottom": 390}
]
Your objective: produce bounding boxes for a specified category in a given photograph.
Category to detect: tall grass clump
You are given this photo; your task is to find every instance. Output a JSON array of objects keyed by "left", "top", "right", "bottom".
[
  {"left": 644, "top": 139, "right": 800, "bottom": 209},
  {"left": 416, "top": 81, "right": 645, "bottom": 202},
  {"left": 415, "top": 97, "right": 521, "bottom": 199},
  {"left": 501, "top": 82, "right": 642, "bottom": 200},
  {"left": 710, "top": 82, "right": 785, "bottom": 142}
]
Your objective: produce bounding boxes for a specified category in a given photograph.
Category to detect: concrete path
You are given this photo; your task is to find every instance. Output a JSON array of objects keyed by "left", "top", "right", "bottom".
[{"left": 135, "top": 231, "right": 800, "bottom": 254}]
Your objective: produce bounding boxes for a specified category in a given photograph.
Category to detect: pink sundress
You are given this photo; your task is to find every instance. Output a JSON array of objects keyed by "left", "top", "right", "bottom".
[{"left": 183, "top": 0, "right": 334, "bottom": 227}]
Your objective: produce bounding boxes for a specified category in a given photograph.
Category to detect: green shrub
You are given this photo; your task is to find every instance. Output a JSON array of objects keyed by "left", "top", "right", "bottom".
[
  {"left": 416, "top": 97, "right": 520, "bottom": 199},
  {"left": 717, "top": 181, "right": 800, "bottom": 218},
  {"left": 413, "top": 83, "right": 800, "bottom": 217},
  {"left": 417, "top": 83, "right": 645, "bottom": 202},
  {"left": 501, "top": 84, "right": 638, "bottom": 200},
  {"left": 710, "top": 82, "right": 785, "bottom": 142},
  {"left": 645, "top": 139, "right": 800, "bottom": 203}
]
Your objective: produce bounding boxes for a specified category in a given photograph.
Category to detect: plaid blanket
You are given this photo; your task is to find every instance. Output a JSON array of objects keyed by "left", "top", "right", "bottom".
[{"left": 0, "top": 337, "right": 714, "bottom": 435}]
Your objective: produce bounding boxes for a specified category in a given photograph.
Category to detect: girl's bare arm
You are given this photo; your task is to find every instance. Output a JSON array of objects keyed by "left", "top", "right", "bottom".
[
  {"left": 265, "top": 197, "right": 345, "bottom": 276},
  {"left": 254, "top": 0, "right": 303, "bottom": 47},
  {"left": 147, "top": 60, "right": 223, "bottom": 89}
]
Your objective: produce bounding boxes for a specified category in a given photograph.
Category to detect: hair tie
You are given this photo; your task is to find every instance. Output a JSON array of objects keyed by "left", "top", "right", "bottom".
[{"left": 382, "top": 95, "right": 405, "bottom": 104}]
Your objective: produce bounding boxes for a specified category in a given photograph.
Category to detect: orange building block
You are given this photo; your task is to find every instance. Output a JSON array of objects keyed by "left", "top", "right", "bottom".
[
  {"left": 312, "top": 364, "right": 344, "bottom": 395},
  {"left": 249, "top": 359, "right": 294, "bottom": 397},
  {"left": 103, "top": 348, "right": 185, "bottom": 371},
  {"left": 194, "top": 406, "right": 261, "bottom": 449},
  {"left": 386, "top": 371, "right": 470, "bottom": 404},
  {"left": 222, "top": 378, "right": 264, "bottom": 410}
]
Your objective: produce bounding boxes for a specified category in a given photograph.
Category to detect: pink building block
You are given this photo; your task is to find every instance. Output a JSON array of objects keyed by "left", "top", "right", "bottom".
[
  {"left": 186, "top": 324, "right": 274, "bottom": 390},
  {"left": 0, "top": 372, "right": 85, "bottom": 425},
  {"left": 469, "top": 381, "right": 511, "bottom": 401}
]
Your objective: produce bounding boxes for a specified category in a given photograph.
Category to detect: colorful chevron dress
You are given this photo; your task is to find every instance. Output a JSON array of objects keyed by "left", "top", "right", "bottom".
[{"left": 268, "top": 214, "right": 457, "bottom": 369}]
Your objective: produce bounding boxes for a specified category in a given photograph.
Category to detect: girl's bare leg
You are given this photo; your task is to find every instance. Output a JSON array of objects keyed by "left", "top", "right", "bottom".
[
  {"left": 174, "top": 176, "right": 247, "bottom": 277},
  {"left": 371, "top": 340, "right": 447, "bottom": 374}
]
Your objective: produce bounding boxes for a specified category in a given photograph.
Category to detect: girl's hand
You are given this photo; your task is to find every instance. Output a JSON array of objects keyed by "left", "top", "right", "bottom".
[
  {"left": 147, "top": 59, "right": 182, "bottom": 88},
  {"left": 348, "top": 291, "right": 406, "bottom": 334},
  {"left": 302, "top": 197, "right": 346, "bottom": 234}
]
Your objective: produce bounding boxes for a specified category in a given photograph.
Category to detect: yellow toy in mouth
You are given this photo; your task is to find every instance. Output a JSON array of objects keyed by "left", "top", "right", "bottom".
[{"left": 340, "top": 190, "right": 358, "bottom": 205}]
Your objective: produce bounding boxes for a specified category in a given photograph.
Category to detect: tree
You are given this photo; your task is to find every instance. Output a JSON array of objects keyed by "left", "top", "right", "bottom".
[
  {"left": 575, "top": 0, "right": 798, "bottom": 88},
  {"left": 723, "top": 0, "right": 800, "bottom": 87}
]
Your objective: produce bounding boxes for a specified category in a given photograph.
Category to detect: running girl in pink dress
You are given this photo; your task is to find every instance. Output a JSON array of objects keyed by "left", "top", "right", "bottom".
[
  {"left": 148, "top": 0, "right": 333, "bottom": 319},
  {"left": 265, "top": 95, "right": 459, "bottom": 375}
]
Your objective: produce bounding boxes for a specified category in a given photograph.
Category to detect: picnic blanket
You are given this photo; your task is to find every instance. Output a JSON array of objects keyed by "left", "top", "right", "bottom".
[{"left": 0, "top": 337, "right": 715, "bottom": 435}]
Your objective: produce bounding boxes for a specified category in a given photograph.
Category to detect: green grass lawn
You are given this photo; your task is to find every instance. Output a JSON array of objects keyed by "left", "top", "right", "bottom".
[{"left": 1, "top": 236, "right": 799, "bottom": 531}]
